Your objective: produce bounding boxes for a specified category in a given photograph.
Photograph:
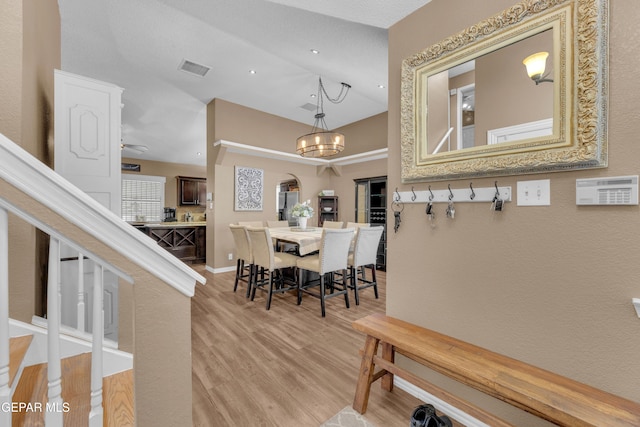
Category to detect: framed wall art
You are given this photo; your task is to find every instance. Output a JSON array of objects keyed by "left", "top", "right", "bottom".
[{"left": 234, "top": 166, "right": 264, "bottom": 211}]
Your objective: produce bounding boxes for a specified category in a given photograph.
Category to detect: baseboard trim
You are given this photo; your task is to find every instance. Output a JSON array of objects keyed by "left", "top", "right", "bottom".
[
  {"left": 394, "top": 377, "right": 490, "bottom": 427},
  {"left": 206, "top": 265, "right": 235, "bottom": 274}
]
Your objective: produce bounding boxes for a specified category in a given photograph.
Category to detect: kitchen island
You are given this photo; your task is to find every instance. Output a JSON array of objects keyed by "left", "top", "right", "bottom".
[{"left": 134, "top": 221, "right": 206, "bottom": 264}]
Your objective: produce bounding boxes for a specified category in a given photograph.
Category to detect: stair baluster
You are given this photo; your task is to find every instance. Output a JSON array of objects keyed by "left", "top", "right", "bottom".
[
  {"left": 89, "top": 262, "right": 104, "bottom": 426},
  {"left": 0, "top": 208, "right": 11, "bottom": 426},
  {"left": 77, "top": 251, "right": 86, "bottom": 332},
  {"left": 46, "top": 238, "right": 64, "bottom": 426}
]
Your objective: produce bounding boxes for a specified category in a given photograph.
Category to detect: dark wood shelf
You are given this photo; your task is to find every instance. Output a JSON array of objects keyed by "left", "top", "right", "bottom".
[{"left": 318, "top": 196, "right": 338, "bottom": 227}]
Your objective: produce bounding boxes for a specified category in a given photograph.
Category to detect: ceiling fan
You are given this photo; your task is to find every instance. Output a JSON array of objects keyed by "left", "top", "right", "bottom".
[{"left": 120, "top": 142, "right": 149, "bottom": 154}]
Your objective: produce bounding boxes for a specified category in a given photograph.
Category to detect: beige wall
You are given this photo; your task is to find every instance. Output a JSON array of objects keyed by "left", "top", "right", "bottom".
[
  {"left": 388, "top": 0, "right": 640, "bottom": 424},
  {"left": 1, "top": 0, "right": 60, "bottom": 321},
  {"left": 333, "top": 111, "right": 388, "bottom": 156}
]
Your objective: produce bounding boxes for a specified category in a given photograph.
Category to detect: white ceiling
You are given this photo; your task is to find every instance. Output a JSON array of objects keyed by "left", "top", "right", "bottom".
[{"left": 58, "top": 0, "right": 432, "bottom": 165}]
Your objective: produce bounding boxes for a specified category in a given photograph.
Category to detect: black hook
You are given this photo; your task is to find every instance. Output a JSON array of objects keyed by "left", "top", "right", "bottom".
[
  {"left": 394, "top": 187, "right": 401, "bottom": 202},
  {"left": 411, "top": 186, "right": 417, "bottom": 201},
  {"left": 494, "top": 181, "right": 500, "bottom": 198},
  {"left": 428, "top": 185, "right": 434, "bottom": 201},
  {"left": 448, "top": 184, "right": 454, "bottom": 200},
  {"left": 469, "top": 182, "right": 476, "bottom": 200}
]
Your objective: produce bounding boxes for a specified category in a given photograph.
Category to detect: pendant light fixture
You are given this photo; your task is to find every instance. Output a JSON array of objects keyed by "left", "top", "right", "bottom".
[{"left": 296, "top": 77, "right": 351, "bottom": 158}]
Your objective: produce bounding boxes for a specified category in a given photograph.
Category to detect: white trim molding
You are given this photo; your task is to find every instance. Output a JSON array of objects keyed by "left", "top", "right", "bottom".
[
  {"left": 487, "top": 118, "right": 553, "bottom": 145},
  {"left": 394, "top": 377, "right": 490, "bottom": 427},
  {"left": 214, "top": 140, "right": 387, "bottom": 167}
]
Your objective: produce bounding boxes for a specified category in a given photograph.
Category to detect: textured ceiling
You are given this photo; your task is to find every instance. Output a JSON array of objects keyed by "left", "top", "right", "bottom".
[{"left": 58, "top": 0, "right": 432, "bottom": 165}]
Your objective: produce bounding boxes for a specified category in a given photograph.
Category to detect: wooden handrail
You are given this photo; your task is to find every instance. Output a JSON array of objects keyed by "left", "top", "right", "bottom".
[{"left": 353, "top": 313, "right": 640, "bottom": 427}]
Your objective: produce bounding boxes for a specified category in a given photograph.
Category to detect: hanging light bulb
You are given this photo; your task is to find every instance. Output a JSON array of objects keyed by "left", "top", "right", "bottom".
[{"left": 523, "top": 51, "right": 554, "bottom": 85}]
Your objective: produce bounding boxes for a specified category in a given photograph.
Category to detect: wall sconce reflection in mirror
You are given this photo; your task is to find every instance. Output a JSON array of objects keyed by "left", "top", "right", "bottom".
[{"left": 523, "top": 51, "right": 554, "bottom": 85}]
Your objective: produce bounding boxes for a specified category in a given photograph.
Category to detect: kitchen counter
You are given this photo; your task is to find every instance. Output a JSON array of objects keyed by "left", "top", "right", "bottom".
[
  {"left": 133, "top": 222, "right": 206, "bottom": 263},
  {"left": 130, "top": 221, "right": 206, "bottom": 228},
  {"left": 143, "top": 221, "right": 207, "bottom": 227}
]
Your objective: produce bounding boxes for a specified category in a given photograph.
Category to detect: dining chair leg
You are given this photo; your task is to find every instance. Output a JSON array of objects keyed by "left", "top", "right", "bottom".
[
  {"left": 297, "top": 269, "right": 303, "bottom": 305},
  {"left": 233, "top": 259, "right": 242, "bottom": 292},
  {"left": 342, "top": 269, "right": 350, "bottom": 309},
  {"left": 351, "top": 266, "right": 360, "bottom": 305},
  {"left": 266, "top": 271, "right": 274, "bottom": 310},
  {"left": 246, "top": 263, "right": 255, "bottom": 298},
  {"left": 250, "top": 265, "right": 259, "bottom": 301},
  {"left": 319, "top": 274, "right": 326, "bottom": 317},
  {"left": 371, "top": 265, "right": 379, "bottom": 299}
]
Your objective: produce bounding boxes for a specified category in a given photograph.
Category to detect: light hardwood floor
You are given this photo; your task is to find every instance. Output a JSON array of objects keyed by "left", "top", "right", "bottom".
[{"left": 191, "top": 266, "right": 423, "bottom": 426}]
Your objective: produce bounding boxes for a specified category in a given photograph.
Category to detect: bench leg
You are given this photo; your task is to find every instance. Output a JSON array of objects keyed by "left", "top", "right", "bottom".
[
  {"left": 353, "top": 335, "right": 379, "bottom": 414},
  {"left": 381, "top": 342, "right": 394, "bottom": 392}
]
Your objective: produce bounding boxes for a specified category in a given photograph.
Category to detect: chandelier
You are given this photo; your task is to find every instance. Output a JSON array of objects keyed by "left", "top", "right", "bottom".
[{"left": 296, "top": 77, "right": 351, "bottom": 158}]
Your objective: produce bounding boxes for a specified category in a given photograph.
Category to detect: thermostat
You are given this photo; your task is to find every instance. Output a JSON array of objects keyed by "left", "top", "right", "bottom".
[{"left": 576, "top": 175, "right": 638, "bottom": 205}]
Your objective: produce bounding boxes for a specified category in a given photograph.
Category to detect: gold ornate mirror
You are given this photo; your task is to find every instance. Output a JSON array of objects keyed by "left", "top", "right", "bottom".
[{"left": 400, "top": 0, "right": 608, "bottom": 182}]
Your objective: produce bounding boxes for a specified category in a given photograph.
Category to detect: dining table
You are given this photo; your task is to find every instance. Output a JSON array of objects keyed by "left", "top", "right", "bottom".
[{"left": 268, "top": 227, "right": 324, "bottom": 256}]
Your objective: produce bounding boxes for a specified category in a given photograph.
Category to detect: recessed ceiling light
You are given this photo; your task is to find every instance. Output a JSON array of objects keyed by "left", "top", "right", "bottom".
[
  {"left": 197, "top": 152, "right": 202, "bottom": 156},
  {"left": 249, "top": 69, "right": 257, "bottom": 74},
  {"left": 378, "top": 84, "right": 386, "bottom": 89},
  {"left": 310, "top": 94, "right": 317, "bottom": 98},
  {"left": 310, "top": 49, "right": 319, "bottom": 54}
]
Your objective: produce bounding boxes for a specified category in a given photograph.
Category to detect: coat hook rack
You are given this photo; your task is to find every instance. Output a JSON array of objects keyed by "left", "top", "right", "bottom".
[{"left": 394, "top": 183, "right": 512, "bottom": 204}]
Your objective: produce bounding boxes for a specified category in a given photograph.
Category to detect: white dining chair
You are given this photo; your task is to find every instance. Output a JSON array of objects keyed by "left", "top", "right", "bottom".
[
  {"left": 322, "top": 220, "right": 344, "bottom": 229},
  {"left": 229, "top": 224, "right": 254, "bottom": 297},
  {"left": 346, "top": 222, "right": 369, "bottom": 229},
  {"left": 266, "top": 220, "right": 289, "bottom": 227},
  {"left": 347, "top": 226, "right": 384, "bottom": 305},
  {"left": 296, "top": 228, "right": 354, "bottom": 317},
  {"left": 238, "top": 221, "right": 265, "bottom": 227},
  {"left": 247, "top": 227, "right": 300, "bottom": 310}
]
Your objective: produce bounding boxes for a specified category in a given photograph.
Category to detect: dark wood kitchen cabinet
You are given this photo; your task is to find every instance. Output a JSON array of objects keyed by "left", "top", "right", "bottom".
[{"left": 178, "top": 176, "right": 206, "bottom": 206}]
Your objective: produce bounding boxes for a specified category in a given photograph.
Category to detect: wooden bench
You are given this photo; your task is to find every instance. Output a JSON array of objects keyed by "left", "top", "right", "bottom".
[{"left": 352, "top": 313, "right": 640, "bottom": 427}]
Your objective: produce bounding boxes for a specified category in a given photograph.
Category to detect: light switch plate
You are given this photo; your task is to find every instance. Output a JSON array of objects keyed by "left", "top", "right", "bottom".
[
  {"left": 633, "top": 298, "right": 640, "bottom": 318},
  {"left": 517, "top": 179, "right": 551, "bottom": 206}
]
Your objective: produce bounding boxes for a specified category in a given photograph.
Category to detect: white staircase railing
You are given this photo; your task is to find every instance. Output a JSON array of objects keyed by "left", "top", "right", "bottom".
[
  {"left": 45, "top": 238, "right": 63, "bottom": 426},
  {"left": 0, "top": 132, "right": 205, "bottom": 426},
  {"left": 0, "top": 209, "right": 10, "bottom": 426}
]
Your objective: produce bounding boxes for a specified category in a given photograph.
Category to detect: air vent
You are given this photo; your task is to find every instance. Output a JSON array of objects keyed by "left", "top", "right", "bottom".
[
  {"left": 300, "top": 103, "right": 317, "bottom": 112},
  {"left": 178, "top": 59, "right": 211, "bottom": 77},
  {"left": 576, "top": 176, "right": 639, "bottom": 205}
]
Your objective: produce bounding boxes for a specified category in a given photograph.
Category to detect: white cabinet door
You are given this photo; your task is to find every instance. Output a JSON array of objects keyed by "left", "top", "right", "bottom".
[{"left": 54, "top": 70, "right": 123, "bottom": 342}]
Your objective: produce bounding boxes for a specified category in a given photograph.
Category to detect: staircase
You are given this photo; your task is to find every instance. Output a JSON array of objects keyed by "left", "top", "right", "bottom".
[
  {"left": 0, "top": 132, "right": 206, "bottom": 426},
  {"left": 9, "top": 339, "right": 134, "bottom": 426}
]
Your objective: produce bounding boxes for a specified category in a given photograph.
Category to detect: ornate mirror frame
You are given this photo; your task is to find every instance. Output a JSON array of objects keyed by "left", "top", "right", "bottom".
[{"left": 400, "top": 0, "right": 609, "bottom": 182}]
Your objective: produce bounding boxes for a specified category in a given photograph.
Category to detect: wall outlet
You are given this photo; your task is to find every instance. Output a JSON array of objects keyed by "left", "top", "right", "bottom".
[
  {"left": 228, "top": 253, "right": 233, "bottom": 261},
  {"left": 517, "top": 179, "right": 551, "bottom": 206}
]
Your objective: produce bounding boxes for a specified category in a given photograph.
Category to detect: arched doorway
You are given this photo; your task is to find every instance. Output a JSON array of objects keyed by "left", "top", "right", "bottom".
[{"left": 276, "top": 174, "right": 300, "bottom": 225}]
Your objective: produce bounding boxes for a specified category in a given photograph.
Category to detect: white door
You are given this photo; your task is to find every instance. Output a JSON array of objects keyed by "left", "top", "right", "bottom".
[{"left": 54, "top": 70, "right": 123, "bottom": 342}]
